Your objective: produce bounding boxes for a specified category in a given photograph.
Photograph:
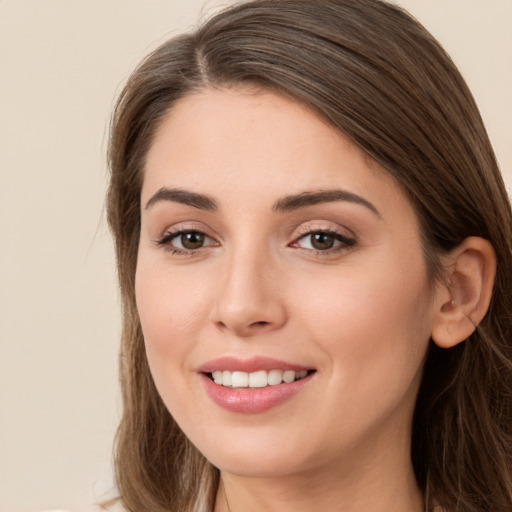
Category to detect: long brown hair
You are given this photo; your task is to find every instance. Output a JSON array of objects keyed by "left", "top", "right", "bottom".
[{"left": 106, "top": 1, "right": 512, "bottom": 511}]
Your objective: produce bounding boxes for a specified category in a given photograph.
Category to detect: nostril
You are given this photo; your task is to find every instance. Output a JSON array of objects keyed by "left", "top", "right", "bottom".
[{"left": 251, "top": 321, "right": 270, "bottom": 327}]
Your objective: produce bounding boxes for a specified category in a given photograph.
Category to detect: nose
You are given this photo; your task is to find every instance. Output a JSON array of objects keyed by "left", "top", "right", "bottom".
[{"left": 212, "top": 247, "right": 288, "bottom": 337}]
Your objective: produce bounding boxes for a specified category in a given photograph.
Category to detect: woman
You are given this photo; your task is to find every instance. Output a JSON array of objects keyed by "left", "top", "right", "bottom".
[{"left": 106, "top": 1, "right": 512, "bottom": 511}]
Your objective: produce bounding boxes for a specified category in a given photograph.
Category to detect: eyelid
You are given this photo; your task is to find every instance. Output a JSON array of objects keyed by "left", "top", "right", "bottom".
[
  {"left": 292, "top": 220, "right": 355, "bottom": 240},
  {"left": 289, "top": 221, "right": 357, "bottom": 254},
  {"left": 151, "top": 220, "right": 356, "bottom": 256},
  {"left": 152, "top": 223, "right": 220, "bottom": 254}
]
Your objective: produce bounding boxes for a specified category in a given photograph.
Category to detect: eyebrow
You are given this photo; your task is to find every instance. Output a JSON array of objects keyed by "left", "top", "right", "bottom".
[
  {"left": 145, "top": 187, "right": 380, "bottom": 217},
  {"left": 272, "top": 190, "right": 380, "bottom": 217},
  {"left": 145, "top": 188, "right": 217, "bottom": 211}
]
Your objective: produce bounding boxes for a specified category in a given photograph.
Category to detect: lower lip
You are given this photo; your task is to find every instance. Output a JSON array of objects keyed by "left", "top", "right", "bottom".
[{"left": 200, "top": 373, "right": 314, "bottom": 413}]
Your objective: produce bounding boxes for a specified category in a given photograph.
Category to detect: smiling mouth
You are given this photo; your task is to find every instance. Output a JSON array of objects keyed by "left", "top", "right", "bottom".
[{"left": 207, "top": 369, "right": 316, "bottom": 388}]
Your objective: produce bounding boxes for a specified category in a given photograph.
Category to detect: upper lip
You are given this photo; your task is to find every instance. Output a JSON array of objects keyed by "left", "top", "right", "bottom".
[{"left": 198, "top": 356, "right": 313, "bottom": 374}]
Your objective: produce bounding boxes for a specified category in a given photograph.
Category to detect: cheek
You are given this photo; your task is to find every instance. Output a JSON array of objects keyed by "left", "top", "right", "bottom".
[
  {"left": 135, "top": 261, "right": 210, "bottom": 372},
  {"left": 134, "top": 261, "right": 215, "bottom": 431},
  {"left": 295, "top": 257, "right": 433, "bottom": 404}
]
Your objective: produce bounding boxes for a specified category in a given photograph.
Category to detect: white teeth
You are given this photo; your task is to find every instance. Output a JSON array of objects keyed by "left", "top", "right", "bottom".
[
  {"left": 249, "top": 370, "right": 267, "bottom": 388},
  {"left": 222, "top": 370, "right": 232, "bottom": 386},
  {"left": 209, "top": 369, "right": 310, "bottom": 388},
  {"left": 267, "top": 369, "right": 283, "bottom": 386},
  {"left": 282, "top": 370, "right": 295, "bottom": 383},
  {"left": 231, "top": 371, "right": 249, "bottom": 388}
]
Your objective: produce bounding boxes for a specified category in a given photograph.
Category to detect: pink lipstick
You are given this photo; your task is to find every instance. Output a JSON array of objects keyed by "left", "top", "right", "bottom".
[{"left": 198, "top": 356, "right": 316, "bottom": 413}]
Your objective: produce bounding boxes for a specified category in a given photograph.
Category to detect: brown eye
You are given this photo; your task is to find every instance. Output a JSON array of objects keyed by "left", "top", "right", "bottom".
[
  {"left": 155, "top": 229, "right": 217, "bottom": 253},
  {"left": 310, "top": 232, "right": 336, "bottom": 250},
  {"left": 294, "top": 230, "right": 355, "bottom": 252},
  {"left": 179, "top": 231, "right": 205, "bottom": 250}
]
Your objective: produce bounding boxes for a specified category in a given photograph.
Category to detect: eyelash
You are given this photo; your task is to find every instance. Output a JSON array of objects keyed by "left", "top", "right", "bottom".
[
  {"left": 153, "top": 227, "right": 356, "bottom": 256},
  {"left": 291, "top": 228, "right": 356, "bottom": 255},
  {"left": 153, "top": 229, "right": 217, "bottom": 255}
]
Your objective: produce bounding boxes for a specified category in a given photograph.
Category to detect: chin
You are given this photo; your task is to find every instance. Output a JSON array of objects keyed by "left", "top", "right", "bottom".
[
  {"left": 211, "top": 451, "right": 311, "bottom": 479},
  {"left": 190, "top": 428, "right": 322, "bottom": 479}
]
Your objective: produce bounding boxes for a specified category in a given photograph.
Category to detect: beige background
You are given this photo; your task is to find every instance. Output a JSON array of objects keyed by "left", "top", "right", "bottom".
[{"left": 0, "top": 1, "right": 510, "bottom": 511}]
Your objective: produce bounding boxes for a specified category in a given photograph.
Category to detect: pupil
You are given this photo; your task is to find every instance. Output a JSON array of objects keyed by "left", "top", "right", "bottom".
[
  {"left": 312, "top": 232, "right": 334, "bottom": 250},
  {"left": 181, "top": 232, "right": 204, "bottom": 249}
]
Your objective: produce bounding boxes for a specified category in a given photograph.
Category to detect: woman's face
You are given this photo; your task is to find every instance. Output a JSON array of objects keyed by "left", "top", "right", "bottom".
[{"left": 136, "top": 88, "right": 440, "bottom": 478}]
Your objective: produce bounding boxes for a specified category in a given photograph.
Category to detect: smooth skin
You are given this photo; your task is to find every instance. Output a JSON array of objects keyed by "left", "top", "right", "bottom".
[{"left": 136, "top": 88, "right": 496, "bottom": 512}]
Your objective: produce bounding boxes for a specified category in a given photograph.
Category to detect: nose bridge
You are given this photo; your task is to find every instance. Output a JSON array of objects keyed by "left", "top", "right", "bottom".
[{"left": 213, "top": 237, "right": 286, "bottom": 336}]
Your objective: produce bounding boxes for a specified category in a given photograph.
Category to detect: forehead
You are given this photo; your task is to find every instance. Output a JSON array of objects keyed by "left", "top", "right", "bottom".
[{"left": 142, "top": 87, "right": 412, "bottom": 220}]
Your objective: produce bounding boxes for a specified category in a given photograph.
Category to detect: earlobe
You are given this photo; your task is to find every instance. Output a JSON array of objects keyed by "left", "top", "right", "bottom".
[{"left": 431, "top": 237, "right": 496, "bottom": 349}]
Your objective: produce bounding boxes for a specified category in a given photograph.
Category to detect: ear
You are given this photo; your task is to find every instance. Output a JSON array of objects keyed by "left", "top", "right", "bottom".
[{"left": 431, "top": 237, "right": 496, "bottom": 349}]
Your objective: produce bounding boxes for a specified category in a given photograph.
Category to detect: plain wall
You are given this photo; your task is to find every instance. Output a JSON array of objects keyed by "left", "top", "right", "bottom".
[{"left": 0, "top": 1, "right": 510, "bottom": 511}]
